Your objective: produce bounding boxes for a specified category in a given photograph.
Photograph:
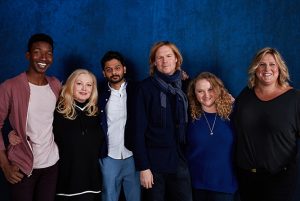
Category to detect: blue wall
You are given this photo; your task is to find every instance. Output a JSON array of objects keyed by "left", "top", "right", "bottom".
[
  {"left": 1, "top": 0, "right": 300, "bottom": 200},
  {"left": 1, "top": 0, "right": 300, "bottom": 95}
]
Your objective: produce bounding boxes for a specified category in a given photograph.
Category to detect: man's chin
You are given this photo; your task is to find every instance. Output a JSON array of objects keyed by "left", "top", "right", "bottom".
[
  {"left": 109, "top": 77, "right": 124, "bottom": 84},
  {"left": 109, "top": 79, "right": 123, "bottom": 84},
  {"left": 38, "top": 68, "right": 49, "bottom": 74},
  {"left": 35, "top": 68, "right": 48, "bottom": 74}
]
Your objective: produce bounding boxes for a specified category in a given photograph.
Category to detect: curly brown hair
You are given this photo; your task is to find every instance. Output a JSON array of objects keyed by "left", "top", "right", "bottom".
[{"left": 187, "top": 72, "right": 233, "bottom": 120}]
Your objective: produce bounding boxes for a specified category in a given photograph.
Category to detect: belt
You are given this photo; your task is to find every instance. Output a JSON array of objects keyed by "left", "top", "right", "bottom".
[
  {"left": 249, "top": 167, "right": 288, "bottom": 174},
  {"left": 249, "top": 168, "right": 268, "bottom": 173}
]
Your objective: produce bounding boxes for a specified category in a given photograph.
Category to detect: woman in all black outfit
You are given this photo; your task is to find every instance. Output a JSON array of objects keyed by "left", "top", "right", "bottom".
[
  {"left": 53, "top": 69, "right": 104, "bottom": 201},
  {"left": 233, "top": 48, "right": 300, "bottom": 201}
]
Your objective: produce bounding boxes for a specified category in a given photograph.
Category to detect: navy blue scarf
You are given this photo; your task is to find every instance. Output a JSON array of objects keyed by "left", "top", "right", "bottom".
[{"left": 152, "top": 70, "right": 188, "bottom": 144}]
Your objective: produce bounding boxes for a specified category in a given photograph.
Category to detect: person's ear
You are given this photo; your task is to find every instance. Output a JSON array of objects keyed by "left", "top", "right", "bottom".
[{"left": 25, "top": 52, "right": 30, "bottom": 60}]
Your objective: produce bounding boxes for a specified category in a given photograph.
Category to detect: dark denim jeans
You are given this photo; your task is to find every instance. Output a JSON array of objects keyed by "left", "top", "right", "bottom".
[{"left": 143, "top": 158, "right": 192, "bottom": 201}]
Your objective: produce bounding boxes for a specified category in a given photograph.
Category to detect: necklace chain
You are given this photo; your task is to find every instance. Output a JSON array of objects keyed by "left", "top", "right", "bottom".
[{"left": 203, "top": 112, "right": 217, "bottom": 135}]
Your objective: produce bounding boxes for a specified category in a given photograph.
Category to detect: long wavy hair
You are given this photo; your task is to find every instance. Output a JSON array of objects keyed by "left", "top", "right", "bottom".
[
  {"left": 149, "top": 41, "right": 183, "bottom": 76},
  {"left": 248, "top": 47, "right": 290, "bottom": 88},
  {"left": 187, "top": 72, "right": 233, "bottom": 120},
  {"left": 57, "top": 69, "right": 98, "bottom": 120}
]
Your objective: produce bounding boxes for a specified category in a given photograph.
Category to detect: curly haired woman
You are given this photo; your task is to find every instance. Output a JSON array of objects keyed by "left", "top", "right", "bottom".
[{"left": 186, "top": 72, "right": 237, "bottom": 201}]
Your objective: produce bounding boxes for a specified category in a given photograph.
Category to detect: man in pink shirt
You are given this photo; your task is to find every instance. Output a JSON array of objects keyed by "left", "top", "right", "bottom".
[{"left": 0, "top": 33, "right": 61, "bottom": 201}]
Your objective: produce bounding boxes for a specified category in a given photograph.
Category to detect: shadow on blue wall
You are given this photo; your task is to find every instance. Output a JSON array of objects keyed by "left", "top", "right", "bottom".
[{"left": 60, "top": 54, "right": 90, "bottom": 82}]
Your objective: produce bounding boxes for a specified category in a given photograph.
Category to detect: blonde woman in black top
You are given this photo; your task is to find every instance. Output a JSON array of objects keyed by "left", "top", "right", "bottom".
[
  {"left": 53, "top": 69, "right": 103, "bottom": 201},
  {"left": 233, "top": 47, "right": 300, "bottom": 201}
]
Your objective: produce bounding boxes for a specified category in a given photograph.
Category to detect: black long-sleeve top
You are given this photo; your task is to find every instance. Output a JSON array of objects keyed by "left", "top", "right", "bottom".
[
  {"left": 53, "top": 101, "right": 104, "bottom": 198},
  {"left": 233, "top": 87, "right": 300, "bottom": 173}
]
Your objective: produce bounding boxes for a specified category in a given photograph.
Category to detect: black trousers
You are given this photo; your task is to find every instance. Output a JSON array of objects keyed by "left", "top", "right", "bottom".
[
  {"left": 237, "top": 162, "right": 297, "bottom": 201},
  {"left": 11, "top": 163, "right": 58, "bottom": 201},
  {"left": 143, "top": 158, "right": 192, "bottom": 201}
]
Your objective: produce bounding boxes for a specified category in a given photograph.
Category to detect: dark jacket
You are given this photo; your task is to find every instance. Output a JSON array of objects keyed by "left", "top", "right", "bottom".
[
  {"left": 98, "top": 81, "right": 137, "bottom": 158},
  {"left": 133, "top": 77, "right": 184, "bottom": 173}
]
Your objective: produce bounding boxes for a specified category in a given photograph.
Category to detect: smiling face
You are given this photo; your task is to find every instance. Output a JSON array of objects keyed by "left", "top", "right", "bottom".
[
  {"left": 154, "top": 45, "right": 178, "bottom": 75},
  {"left": 255, "top": 53, "right": 279, "bottom": 87},
  {"left": 73, "top": 73, "right": 93, "bottom": 103},
  {"left": 26, "top": 41, "right": 53, "bottom": 74},
  {"left": 194, "top": 79, "right": 217, "bottom": 112}
]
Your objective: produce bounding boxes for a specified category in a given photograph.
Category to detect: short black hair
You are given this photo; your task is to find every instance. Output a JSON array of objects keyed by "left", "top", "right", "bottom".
[
  {"left": 27, "top": 33, "right": 54, "bottom": 52},
  {"left": 101, "top": 51, "right": 125, "bottom": 70}
]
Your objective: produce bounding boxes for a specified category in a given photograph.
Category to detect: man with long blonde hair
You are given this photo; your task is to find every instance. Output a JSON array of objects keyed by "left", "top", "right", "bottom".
[{"left": 133, "top": 41, "right": 192, "bottom": 201}]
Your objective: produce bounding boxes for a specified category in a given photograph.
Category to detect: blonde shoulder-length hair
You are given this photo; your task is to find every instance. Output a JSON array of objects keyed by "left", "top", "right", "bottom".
[
  {"left": 248, "top": 47, "right": 290, "bottom": 88},
  {"left": 149, "top": 41, "right": 183, "bottom": 76},
  {"left": 57, "top": 69, "right": 98, "bottom": 120},
  {"left": 187, "top": 72, "right": 233, "bottom": 120}
]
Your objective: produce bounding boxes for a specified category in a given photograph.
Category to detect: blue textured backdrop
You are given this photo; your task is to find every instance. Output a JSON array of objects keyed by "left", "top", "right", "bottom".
[
  {"left": 1, "top": 0, "right": 300, "bottom": 95},
  {"left": 0, "top": 0, "right": 300, "bottom": 200}
]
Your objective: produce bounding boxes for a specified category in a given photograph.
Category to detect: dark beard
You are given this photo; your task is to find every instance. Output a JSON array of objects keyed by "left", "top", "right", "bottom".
[{"left": 108, "top": 75, "right": 124, "bottom": 84}]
